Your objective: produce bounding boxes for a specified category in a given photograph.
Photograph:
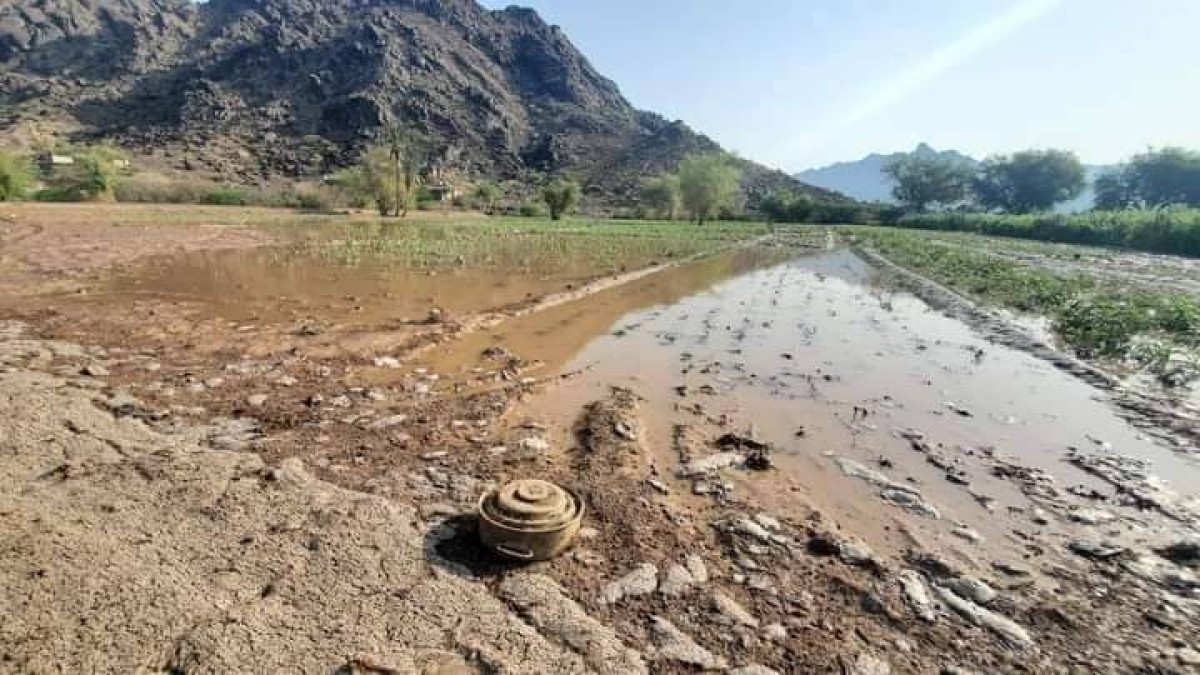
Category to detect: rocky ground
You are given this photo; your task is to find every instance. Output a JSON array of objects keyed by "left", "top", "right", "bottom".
[{"left": 2, "top": 215, "right": 1199, "bottom": 674}]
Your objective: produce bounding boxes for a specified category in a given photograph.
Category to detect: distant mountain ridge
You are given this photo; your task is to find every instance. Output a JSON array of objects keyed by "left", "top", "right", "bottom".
[
  {"left": 795, "top": 143, "right": 975, "bottom": 203},
  {"left": 795, "top": 144, "right": 1111, "bottom": 212}
]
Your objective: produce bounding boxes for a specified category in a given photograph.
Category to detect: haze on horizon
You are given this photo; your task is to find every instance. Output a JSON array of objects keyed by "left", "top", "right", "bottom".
[{"left": 484, "top": 0, "right": 1200, "bottom": 172}]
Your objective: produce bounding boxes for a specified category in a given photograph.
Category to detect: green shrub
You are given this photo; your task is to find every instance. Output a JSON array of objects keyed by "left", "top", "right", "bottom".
[
  {"left": 518, "top": 202, "right": 542, "bottom": 217},
  {"left": 202, "top": 186, "right": 249, "bottom": 206},
  {"left": 33, "top": 185, "right": 85, "bottom": 202},
  {"left": 0, "top": 150, "right": 33, "bottom": 201},
  {"left": 890, "top": 207, "right": 1200, "bottom": 257}
]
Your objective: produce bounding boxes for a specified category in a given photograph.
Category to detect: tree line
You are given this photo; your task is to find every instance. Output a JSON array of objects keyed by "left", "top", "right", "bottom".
[{"left": 881, "top": 147, "right": 1200, "bottom": 214}]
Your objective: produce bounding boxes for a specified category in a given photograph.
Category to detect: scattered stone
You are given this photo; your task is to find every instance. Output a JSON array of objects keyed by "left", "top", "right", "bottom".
[
  {"left": 728, "top": 516, "right": 773, "bottom": 543},
  {"left": 369, "top": 414, "right": 407, "bottom": 430},
  {"left": 420, "top": 451, "right": 448, "bottom": 461},
  {"left": 658, "top": 564, "right": 696, "bottom": 597},
  {"left": 373, "top": 356, "right": 401, "bottom": 368},
  {"left": 648, "top": 616, "right": 726, "bottom": 670},
  {"left": 1155, "top": 539, "right": 1200, "bottom": 567},
  {"left": 677, "top": 451, "right": 742, "bottom": 477},
  {"left": 943, "top": 576, "right": 997, "bottom": 606},
  {"left": 1069, "top": 508, "right": 1117, "bottom": 525},
  {"left": 851, "top": 653, "right": 892, "bottom": 675},
  {"left": 601, "top": 563, "right": 658, "bottom": 604},
  {"left": 519, "top": 437, "right": 551, "bottom": 454},
  {"left": 498, "top": 574, "right": 648, "bottom": 674},
  {"left": 684, "top": 554, "right": 709, "bottom": 583},
  {"left": 1176, "top": 648, "right": 1200, "bottom": 667},
  {"left": 646, "top": 478, "right": 669, "bottom": 495},
  {"left": 246, "top": 394, "right": 268, "bottom": 407},
  {"left": 898, "top": 570, "right": 937, "bottom": 621},
  {"left": 1068, "top": 540, "right": 1129, "bottom": 561},
  {"left": 933, "top": 585, "right": 1034, "bottom": 649},
  {"left": 276, "top": 375, "right": 298, "bottom": 387},
  {"left": 881, "top": 488, "right": 941, "bottom": 519},
  {"left": 80, "top": 363, "right": 109, "bottom": 377},
  {"left": 711, "top": 592, "right": 759, "bottom": 627},
  {"left": 992, "top": 561, "right": 1032, "bottom": 577},
  {"left": 951, "top": 526, "right": 983, "bottom": 544},
  {"left": 762, "top": 623, "right": 787, "bottom": 641},
  {"left": 753, "top": 513, "right": 782, "bottom": 532}
]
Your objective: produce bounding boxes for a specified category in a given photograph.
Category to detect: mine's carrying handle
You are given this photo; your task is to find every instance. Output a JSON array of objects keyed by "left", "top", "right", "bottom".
[{"left": 495, "top": 543, "right": 535, "bottom": 560}]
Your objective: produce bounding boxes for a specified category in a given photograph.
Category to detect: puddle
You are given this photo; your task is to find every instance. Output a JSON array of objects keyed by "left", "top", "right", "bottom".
[
  {"left": 419, "top": 246, "right": 795, "bottom": 381},
  {"left": 96, "top": 247, "right": 611, "bottom": 325},
  {"left": 479, "top": 249, "right": 1200, "bottom": 557}
]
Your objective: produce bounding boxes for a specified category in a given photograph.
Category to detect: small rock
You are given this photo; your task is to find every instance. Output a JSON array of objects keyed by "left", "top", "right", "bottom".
[
  {"left": 1155, "top": 539, "right": 1200, "bottom": 567},
  {"left": 373, "top": 356, "right": 401, "bottom": 368},
  {"left": 851, "top": 653, "right": 892, "bottom": 675},
  {"left": 80, "top": 363, "right": 109, "bottom": 377},
  {"left": 943, "top": 576, "right": 997, "bottom": 606},
  {"left": 1176, "top": 648, "right": 1200, "bottom": 667},
  {"left": 684, "top": 554, "right": 709, "bottom": 583},
  {"left": 659, "top": 564, "right": 696, "bottom": 597},
  {"left": 762, "top": 623, "right": 788, "bottom": 642},
  {"left": 518, "top": 437, "right": 551, "bottom": 453},
  {"left": 754, "top": 513, "right": 782, "bottom": 532},
  {"left": 951, "top": 526, "right": 983, "bottom": 544},
  {"left": 276, "top": 375, "right": 298, "bottom": 387},
  {"left": 649, "top": 616, "right": 726, "bottom": 670},
  {"left": 367, "top": 414, "right": 405, "bottom": 430},
  {"left": 601, "top": 563, "right": 658, "bottom": 604},
  {"left": 1069, "top": 508, "right": 1117, "bottom": 525},
  {"left": 420, "top": 451, "right": 448, "bottom": 461},
  {"left": 246, "top": 394, "right": 268, "bottom": 407},
  {"left": 647, "top": 478, "right": 669, "bottom": 495},
  {"left": 898, "top": 570, "right": 936, "bottom": 621},
  {"left": 711, "top": 592, "right": 759, "bottom": 627}
]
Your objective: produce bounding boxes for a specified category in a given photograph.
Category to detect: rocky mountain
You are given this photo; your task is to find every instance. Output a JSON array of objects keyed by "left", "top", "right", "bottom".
[
  {"left": 0, "top": 0, "right": 844, "bottom": 208},
  {"left": 796, "top": 143, "right": 1112, "bottom": 212},
  {"left": 795, "top": 143, "right": 976, "bottom": 203}
]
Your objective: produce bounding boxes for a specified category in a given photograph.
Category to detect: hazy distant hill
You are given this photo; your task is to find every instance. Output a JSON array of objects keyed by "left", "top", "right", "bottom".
[
  {"left": 796, "top": 143, "right": 1112, "bottom": 212},
  {"left": 795, "top": 143, "right": 976, "bottom": 203}
]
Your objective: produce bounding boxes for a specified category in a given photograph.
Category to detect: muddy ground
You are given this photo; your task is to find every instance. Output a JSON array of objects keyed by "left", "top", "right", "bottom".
[{"left": 1, "top": 206, "right": 1198, "bottom": 674}]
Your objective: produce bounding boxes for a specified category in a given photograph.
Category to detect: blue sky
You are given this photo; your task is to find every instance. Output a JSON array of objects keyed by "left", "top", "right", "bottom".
[{"left": 481, "top": 0, "right": 1200, "bottom": 171}]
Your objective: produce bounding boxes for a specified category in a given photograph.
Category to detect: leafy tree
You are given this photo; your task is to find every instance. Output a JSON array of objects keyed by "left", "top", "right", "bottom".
[
  {"left": 360, "top": 142, "right": 403, "bottom": 213},
  {"left": 1124, "top": 147, "right": 1200, "bottom": 207},
  {"left": 474, "top": 181, "right": 502, "bottom": 214},
  {"left": 328, "top": 166, "right": 372, "bottom": 209},
  {"left": 678, "top": 152, "right": 742, "bottom": 225},
  {"left": 1093, "top": 170, "right": 1136, "bottom": 210},
  {"left": 0, "top": 150, "right": 32, "bottom": 201},
  {"left": 883, "top": 155, "right": 973, "bottom": 212},
  {"left": 378, "top": 125, "right": 430, "bottom": 217},
  {"left": 541, "top": 179, "right": 580, "bottom": 220},
  {"left": 639, "top": 174, "right": 681, "bottom": 219},
  {"left": 760, "top": 188, "right": 814, "bottom": 223},
  {"left": 973, "top": 149, "right": 1085, "bottom": 213}
]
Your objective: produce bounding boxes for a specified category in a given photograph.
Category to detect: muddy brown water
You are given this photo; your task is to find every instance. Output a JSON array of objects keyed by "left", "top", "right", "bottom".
[
  {"left": 422, "top": 248, "right": 1200, "bottom": 562},
  {"left": 96, "top": 247, "right": 604, "bottom": 325}
]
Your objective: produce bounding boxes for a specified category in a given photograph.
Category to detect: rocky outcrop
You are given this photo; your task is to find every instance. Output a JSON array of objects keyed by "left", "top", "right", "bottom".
[{"left": 0, "top": 0, "right": 844, "bottom": 208}]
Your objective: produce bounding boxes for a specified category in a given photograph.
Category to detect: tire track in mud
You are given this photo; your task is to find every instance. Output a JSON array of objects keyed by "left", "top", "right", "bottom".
[{"left": 857, "top": 245, "right": 1200, "bottom": 454}]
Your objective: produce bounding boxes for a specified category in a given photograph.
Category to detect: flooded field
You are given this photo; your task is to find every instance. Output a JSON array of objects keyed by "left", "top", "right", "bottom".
[{"left": 2, "top": 208, "right": 1199, "bottom": 673}]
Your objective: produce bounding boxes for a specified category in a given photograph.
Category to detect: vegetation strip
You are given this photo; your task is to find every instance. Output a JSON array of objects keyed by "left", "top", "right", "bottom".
[{"left": 847, "top": 227, "right": 1200, "bottom": 388}]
